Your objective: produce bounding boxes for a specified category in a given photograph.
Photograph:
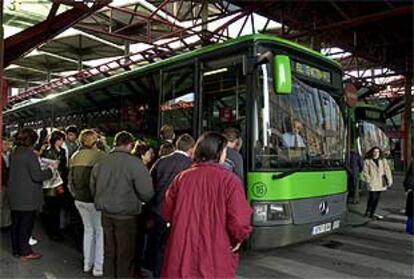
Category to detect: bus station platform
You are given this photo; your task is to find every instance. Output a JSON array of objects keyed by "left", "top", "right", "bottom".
[
  {"left": 347, "top": 171, "right": 408, "bottom": 227},
  {"left": 0, "top": 173, "right": 409, "bottom": 279}
]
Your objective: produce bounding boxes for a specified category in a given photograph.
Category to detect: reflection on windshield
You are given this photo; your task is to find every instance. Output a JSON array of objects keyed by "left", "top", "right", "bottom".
[
  {"left": 358, "top": 121, "right": 390, "bottom": 156},
  {"left": 254, "top": 65, "right": 346, "bottom": 170}
]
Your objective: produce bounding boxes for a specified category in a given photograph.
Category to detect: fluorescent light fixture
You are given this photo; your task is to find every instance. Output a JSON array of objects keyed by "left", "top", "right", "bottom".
[
  {"left": 203, "top": 68, "right": 228, "bottom": 76},
  {"left": 45, "top": 94, "right": 59, "bottom": 100}
]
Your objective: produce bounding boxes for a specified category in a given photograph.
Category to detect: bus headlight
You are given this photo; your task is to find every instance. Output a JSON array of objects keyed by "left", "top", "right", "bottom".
[
  {"left": 252, "top": 202, "right": 291, "bottom": 225},
  {"left": 253, "top": 204, "right": 268, "bottom": 223}
]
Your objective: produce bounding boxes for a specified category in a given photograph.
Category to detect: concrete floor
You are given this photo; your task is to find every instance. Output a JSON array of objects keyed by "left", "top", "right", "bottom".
[{"left": 1, "top": 172, "right": 412, "bottom": 279}]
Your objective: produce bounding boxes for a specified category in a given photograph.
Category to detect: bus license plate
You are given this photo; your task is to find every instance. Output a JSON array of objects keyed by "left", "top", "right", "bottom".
[{"left": 312, "top": 220, "right": 340, "bottom": 236}]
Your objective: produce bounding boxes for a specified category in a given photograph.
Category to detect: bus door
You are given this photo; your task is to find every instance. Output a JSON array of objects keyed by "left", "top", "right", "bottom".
[
  {"left": 160, "top": 65, "right": 196, "bottom": 137},
  {"left": 200, "top": 57, "right": 247, "bottom": 142}
]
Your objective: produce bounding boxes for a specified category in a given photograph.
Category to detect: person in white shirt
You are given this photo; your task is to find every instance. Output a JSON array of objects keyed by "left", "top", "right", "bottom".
[{"left": 282, "top": 119, "right": 306, "bottom": 148}]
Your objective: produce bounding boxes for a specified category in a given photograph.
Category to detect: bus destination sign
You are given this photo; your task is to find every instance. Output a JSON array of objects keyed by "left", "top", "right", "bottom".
[
  {"left": 355, "top": 107, "right": 385, "bottom": 123},
  {"left": 294, "top": 62, "right": 331, "bottom": 84}
]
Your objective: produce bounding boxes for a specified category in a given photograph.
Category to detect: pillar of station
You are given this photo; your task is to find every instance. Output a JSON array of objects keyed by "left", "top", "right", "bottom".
[
  {"left": 311, "top": 35, "right": 322, "bottom": 52},
  {"left": 404, "top": 69, "right": 413, "bottom": 169},
  {"left": 0, "top": 0, "right": 4, "bottom": 190},
  {"left": 201, "top": 0, "right": 209, "bottom": 46},
  {"left": 124, "top": 40, "right": 130, "bottom": 56}
]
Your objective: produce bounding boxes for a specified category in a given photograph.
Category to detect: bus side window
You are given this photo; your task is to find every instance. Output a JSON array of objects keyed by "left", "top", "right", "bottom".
[{"left": 160, "top": 66, "right": 195, "bottom": 135}]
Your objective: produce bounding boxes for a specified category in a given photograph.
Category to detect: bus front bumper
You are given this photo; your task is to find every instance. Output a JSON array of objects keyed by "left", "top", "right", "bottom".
[{"left": 249, "top": 213, "right": 347, "bottom": 250}]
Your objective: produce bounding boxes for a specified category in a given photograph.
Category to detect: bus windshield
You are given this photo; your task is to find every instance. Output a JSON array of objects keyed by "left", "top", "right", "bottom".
[
  {"left": 253, "top": 64, "right": 346, "bottom": 170},
  {"left": 358, "top": 121, "right": 390, "bottom": 156}
]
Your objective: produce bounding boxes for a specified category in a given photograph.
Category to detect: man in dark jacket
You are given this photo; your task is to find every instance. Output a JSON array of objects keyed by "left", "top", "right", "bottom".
[
  {"left": 223, "top": 128, "right": 244, "bottom": 181},
  {"left": 149, "top": 133, "right": 195, "bottom": 278},
  {"left": 347, "top": 149, "right": 363, "bottom": 203},
  {"left": 90, "top": 131, "right": 154, "bottom": 278},
  {"left": 64, "top": 125, "right": 80, "bottom": 161}
]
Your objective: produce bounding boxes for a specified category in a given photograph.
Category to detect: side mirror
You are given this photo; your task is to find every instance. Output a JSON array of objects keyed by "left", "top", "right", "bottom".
[{"left": 273, "top": 55, "right": 292, "bottom": 95}]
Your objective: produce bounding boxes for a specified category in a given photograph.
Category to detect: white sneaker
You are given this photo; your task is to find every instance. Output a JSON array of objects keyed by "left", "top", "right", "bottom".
[
  {"left": 92, "top": 268, "right": 103, "bottom": 277},
  {"left": 29, "top": 237, "right": 38, "bottom": 246},
  {"left": 83, "top": 264, "right": 93, "bottom": 273},
  {"left": 374, "top": 214, "right": 384, "bottom": 220}
]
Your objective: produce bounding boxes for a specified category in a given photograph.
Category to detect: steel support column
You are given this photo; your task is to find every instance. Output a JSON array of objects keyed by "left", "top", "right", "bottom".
[
  {"left": 404, "top": 70, "right": 413, "bottom": 169},
  {"left": 0, "top": 0, "right": 4, "bottom": 191},
  {"left": 201, "top": 0, "right": 209, "bottom": 45}
]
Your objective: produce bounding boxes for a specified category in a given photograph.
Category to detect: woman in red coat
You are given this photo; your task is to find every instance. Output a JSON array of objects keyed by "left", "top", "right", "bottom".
[{"left": 162, "top": 132, "right": 252, "bottom": 279}]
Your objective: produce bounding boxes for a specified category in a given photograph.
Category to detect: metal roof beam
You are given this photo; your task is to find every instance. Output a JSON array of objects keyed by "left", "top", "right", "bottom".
[
  {"left": 330, "top": 1, "right": 349, "bottom": 20},
  {"left": 286, "top": 6, "right": 413, "bottom": 39},
  {"left": 4, "top": 0, "right": 112, "bottom": 67},
  {"left": 47, "top": 3, "right": 61, "bottom": 21}
]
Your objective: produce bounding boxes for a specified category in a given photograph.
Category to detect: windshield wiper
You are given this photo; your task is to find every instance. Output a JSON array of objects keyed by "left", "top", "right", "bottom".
[{"left": 272, "top": 168, "right": 304, "bottom": 180}]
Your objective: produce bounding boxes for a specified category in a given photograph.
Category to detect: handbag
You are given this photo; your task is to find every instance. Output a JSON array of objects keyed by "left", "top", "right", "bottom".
[{"left": 382, "top": 175, "right": 390, "bottom": 188}]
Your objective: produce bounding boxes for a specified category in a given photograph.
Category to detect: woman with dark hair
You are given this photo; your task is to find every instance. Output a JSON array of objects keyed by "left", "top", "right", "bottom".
[
  {"left": 161, "top": 132, "right": 252, "bottom": 279},
  {"left": 41, "top": 130, "right": 68, "bottom": 241},
  {"left": 362, "top": 146, "right": 393, "bottom": 219},
  {"left": 7, "top": 128, "right": 54, "bottom": 259},
  {"left": 403, "top": 162, "right": 414, "bottom": 235},
  {"left": 132, "top": 140, "right": 155, "bottom": 169}
]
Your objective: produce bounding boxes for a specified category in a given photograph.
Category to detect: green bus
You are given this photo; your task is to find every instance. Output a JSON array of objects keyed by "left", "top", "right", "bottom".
[
  {"left": 5, "top": 34, "right": 347, "bottom": 249},
  {"left": 348, "top": 104, "right": 390, "bottom": 203},
  {"left": 351, "top": 104, "right": 390, "bottom": 155}
]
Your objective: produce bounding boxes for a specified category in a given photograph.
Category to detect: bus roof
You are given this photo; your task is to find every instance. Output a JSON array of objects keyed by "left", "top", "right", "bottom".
[{"left": 5, "top": 34, "right": 341, "bottom": 115}]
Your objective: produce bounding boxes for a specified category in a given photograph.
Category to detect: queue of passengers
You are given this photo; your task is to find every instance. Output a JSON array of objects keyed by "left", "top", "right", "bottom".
[{"left": 2, "top": 124, "right": 252, "bottom": 279}]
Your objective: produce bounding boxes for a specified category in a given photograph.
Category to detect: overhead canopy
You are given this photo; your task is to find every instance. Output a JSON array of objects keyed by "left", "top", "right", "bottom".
[
  {"left": 13, "top": 52, "right": 80, "bottom": 73},
  {"left": 4, "top": 66, "right": 49, "bottom": 82},
  {"left": 4, "top": 69, "right": 157, "bottom": 122},
  {"left": 38, "top": 32, "right": 124, "bottom": 62},
  {"left": 5, "top": 78, "right": 42, "bottom": 89}
]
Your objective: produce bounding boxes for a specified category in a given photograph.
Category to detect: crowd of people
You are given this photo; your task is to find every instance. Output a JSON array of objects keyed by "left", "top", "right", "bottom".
[
  {"left": 1, "top": 123, "right": 413, "bottom": 278},
  {"left": 1, "top": 124, "right": 252, "bottom": 279}
]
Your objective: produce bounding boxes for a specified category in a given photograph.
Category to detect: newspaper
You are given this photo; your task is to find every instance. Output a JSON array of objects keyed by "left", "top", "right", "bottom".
[{"left": 39, "top": 158, "right": 63, "bottom": 189}]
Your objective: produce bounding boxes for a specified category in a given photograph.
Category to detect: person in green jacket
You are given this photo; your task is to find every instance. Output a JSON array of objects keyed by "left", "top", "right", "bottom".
[{"left": 69, "top": 129, "right": 106, "bottom": 277}]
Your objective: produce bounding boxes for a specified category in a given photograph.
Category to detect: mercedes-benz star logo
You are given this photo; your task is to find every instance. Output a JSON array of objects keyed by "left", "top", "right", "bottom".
[{"left": 319, "top": 201, "right": 329, "bottom": 216}]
